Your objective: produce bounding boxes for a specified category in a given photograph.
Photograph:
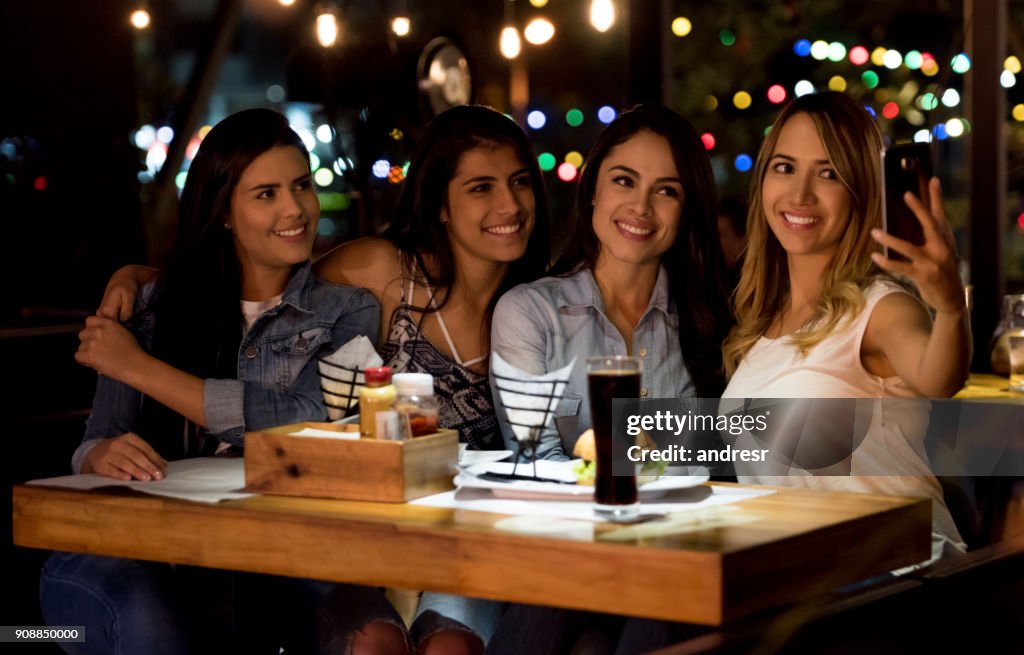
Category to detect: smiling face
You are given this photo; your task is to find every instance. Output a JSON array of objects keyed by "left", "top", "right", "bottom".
[
  {"left": 228, "top": 145, "right": 318, "bottom": 281},
  {"left": 441, "top": 143, "right": 536, "bottom": 267},
  {"left": 591, "top": 130, "right": 684, "bottom": 269},
  {"left": 761, "top": 112, "right": 852, "bottom": 261}
]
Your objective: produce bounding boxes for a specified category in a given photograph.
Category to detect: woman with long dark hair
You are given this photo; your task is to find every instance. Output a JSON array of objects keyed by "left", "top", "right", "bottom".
[
  {"left": 491, "top": 103, "right": 733, "bottom": 461},
  {"left": 41, "top": 108, "right": 386, "bottom": 655}
]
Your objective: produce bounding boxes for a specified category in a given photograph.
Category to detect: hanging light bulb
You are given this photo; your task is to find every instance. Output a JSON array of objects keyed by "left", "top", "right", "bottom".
[
  {"left": 315, "top": 4, "right": 339, "bottom": 48},
  {"left": 500, "top": 25, "right": 522, "bottom": 59},
  {"left": 130, "top": 8, "right": 151, "bottom": 29},
  {"left": 391, "top": 16, "right": 411, "bottom": 37},
  {"left": 590, "top": 0, "right": 615, "bottom": 32},
  {"left": 524, "top": 17, "right": 555, "bottom": 45}
]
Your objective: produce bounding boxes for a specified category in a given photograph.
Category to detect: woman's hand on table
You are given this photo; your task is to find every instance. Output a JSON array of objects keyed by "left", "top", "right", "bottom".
[{"left": 82, "top": 433, "right": 167, "bottom": 481}]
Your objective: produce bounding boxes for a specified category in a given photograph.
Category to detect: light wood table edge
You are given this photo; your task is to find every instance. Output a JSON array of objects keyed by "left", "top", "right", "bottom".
[{"left": 12, "top": 482, "right": 930, "bottom": 626}]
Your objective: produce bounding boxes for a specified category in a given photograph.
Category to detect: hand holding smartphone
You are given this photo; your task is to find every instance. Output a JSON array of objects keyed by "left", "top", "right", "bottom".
[{"left": 881, "top": 143, "right": 933, "bottom": 261}]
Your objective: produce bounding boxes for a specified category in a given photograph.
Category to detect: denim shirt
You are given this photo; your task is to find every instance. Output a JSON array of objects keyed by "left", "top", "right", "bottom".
[
  {"left": 72, "top": 263, "right": 379, "bottom": 472},
  {"left": 490, "top": 266, "right": 693, "bottom": 461}
]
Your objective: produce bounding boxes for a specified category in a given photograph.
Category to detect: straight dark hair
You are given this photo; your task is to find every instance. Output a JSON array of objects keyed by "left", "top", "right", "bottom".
[
  {"left": 136, "top": 108, "right": 309, "bottom": 455},
  {"left": 552, "top": 104, "right": 734, "bottom": 396},
  {"left": 382, "top": 105, "right": 551, "bottom": 324}
]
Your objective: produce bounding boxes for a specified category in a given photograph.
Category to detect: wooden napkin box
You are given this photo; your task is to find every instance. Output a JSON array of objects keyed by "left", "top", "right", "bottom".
[{"left": 244, "top": 422, "right": 459, "bottom": 502}]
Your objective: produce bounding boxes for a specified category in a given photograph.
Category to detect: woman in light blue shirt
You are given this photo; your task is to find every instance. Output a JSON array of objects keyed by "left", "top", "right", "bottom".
[{"left": 491, "top": 104, "right": 733, "bottom": 461}]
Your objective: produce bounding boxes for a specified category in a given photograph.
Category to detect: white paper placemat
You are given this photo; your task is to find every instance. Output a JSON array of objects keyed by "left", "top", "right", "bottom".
[
  {"left": 27, "top": 457, "right": 253, "bottom": 504},
  {"left": 411, "top": 483, "right": 774, "bottom": 522}
]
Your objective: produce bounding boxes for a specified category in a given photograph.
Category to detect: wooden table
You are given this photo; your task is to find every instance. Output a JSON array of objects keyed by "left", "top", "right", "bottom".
[
  {"left": 956, "top": 373, "right": 1023, "bottom": 400},
  {"left": 13, "top": 482, "right": 930, "bottom": 626}
]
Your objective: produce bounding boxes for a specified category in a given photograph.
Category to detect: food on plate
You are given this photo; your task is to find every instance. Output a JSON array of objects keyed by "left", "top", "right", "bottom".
[
  {"left": 571, "top": 428, "right": 666, "bottom": 484},
  {"left": 572, "top": 429, "right": 597, "bottom": 485}
]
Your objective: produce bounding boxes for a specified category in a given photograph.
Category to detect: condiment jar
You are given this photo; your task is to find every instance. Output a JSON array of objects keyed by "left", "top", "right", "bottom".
[
  {"left": 392, "top": 373, "right": 439, "bottom": 439},
  {"left": 359, "top": 366, "right": 397, "bottom": 439}
]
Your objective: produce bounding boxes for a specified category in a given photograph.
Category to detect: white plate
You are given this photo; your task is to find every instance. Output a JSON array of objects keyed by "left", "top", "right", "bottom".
[
  {"left": 459, "top": 450, "right": 514, "bottom": 468},
  {"left": 456, "top": 460, "right": 708, "bottom": 501}
]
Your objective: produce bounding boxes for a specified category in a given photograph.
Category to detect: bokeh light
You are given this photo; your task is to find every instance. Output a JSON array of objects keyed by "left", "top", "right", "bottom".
[
  {"left": 719, "top": 29, "right": 736, "bottom": 46},
  {"left": 130, "top": 9, "right": 151, "bottom": 29},
  {"left": 951, "top": 53, "right": 971, "bottom": 73},
  {"left": 565, "top": 151, "right": 584, "bottom": 168},
  {"left": 566, "top": 109, "right": 584, "bottom": 127},
  {"left": 862, "top": 70, "right": 879, "bottom": 88},
  {"left": 883, "top": 49, "right": 903, "bottom": 69},
  {"left": 827, "top": 42, "right": 846, "bottom": 62},
  {"left": 538, "top": 152, "right": 556, "bottom": 171},
  {"left": 524, "top": 18, "right": 555, "bottom": 45},
  {"left": 156, "top": 126, "right": 174, "bottom": 144},
  {"left": 371, "top": 159, "right": 391, "bottom": 179},
  {"left": 391, "top": 16, "right": 411, "bottom": 37},
  {"left": 527, "top": 110, "right": 546, "bottom": 129},
  {"left": 671, "top": 17, "right": 692, "bottom": 37},
  {"left": 794, "top": 80, "right": 815, "bottom": 97},
  {"left": 810, "top": 40, "right": 829, "bottom": 60},
  {"left": 767, "top": 84, "right": 787, "bottom": 104},
  {"left": 904, "top": 50, "right": 923, "bottom": 70},
  {"left": 557, "top": 162, "right": 577, "bottom": 182},
  {"left": 314, "top": 168, "right": 335, "bottom": 186},
  {"left": 882, "top": 102, "right": 899, "bottom": 119},
  {"left": 597, "top": 105, "right": 616, "bottom": 124},
  {"left": 701, "top": 133, "right": 715, "bottom": 150},
  {"left": 1006, "top": 56, "right": 1022, "bottom": 74},
  {"left": 733, "top": 91, "right": 752, "bottom": 110},
  {"left": 793, "top": 39, "right": 811, "bottom": 57},
  {"left": 849, "top": 45, "right": 869, "bottom": 65},
  {"left": 828, "top": 76, "right": 847, "bottom": 92},
  {"left": 734, "top": 154, "right": 753, "bottom": 172}
]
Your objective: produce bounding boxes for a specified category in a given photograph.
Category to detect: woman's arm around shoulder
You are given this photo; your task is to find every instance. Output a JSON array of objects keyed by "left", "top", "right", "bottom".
[
  {"left": 314, "top": 237, "right": 401, "bottom": 296},
  {"left": 98, "top": 265, "right": 159, "bottom": 321}
]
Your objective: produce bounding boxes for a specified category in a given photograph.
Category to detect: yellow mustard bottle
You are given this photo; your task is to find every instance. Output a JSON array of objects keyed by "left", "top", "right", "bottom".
[{"left": 358, "top": 366, "right": 397, "bottom": 439}]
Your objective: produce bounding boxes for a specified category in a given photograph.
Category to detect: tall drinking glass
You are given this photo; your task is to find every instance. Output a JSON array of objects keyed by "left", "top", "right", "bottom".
[{"left": 587, "top": 355, "right": 641, "bottom": 522}]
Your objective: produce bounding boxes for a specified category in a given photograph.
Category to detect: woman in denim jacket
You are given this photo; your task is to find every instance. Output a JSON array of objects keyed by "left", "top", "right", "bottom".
[{"left": 39, "top": 109, "right": 399, "bottom": 655}]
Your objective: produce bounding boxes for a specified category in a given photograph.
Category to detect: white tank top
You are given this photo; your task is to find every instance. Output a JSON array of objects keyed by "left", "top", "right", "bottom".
[{"left": 723, "top": 279, "right": 965, "bottom": 557}]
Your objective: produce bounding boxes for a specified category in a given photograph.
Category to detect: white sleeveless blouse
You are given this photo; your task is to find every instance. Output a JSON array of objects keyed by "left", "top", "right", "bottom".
[{"left": 723, "top": 280, "right": 965, "bottom": 557}]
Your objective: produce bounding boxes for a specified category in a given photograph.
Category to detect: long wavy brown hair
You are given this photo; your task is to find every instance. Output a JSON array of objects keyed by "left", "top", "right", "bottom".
[{"left": 723, "top": 92, "right": 885, "bottom": 377}]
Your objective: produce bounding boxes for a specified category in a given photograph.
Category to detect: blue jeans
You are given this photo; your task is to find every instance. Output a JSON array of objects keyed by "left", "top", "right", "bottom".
[
  {"left": 411, "top": 592, "right": 504, "bottom": 648},
  {"left": 40, "top": 552, "right": 407, "bottom": 655}
]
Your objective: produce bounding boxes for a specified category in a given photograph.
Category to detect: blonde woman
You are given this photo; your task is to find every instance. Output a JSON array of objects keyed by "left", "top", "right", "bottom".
[{"left": 722, "top": 91, "right": 970, "bottom": 559}]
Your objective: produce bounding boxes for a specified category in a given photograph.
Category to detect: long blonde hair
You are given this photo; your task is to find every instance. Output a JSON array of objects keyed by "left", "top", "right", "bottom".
[{"left": 723, "top": 92, "right": 885, "bottom": 377}]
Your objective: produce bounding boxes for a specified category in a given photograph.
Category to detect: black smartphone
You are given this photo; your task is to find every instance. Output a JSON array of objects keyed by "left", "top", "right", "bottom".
[{"left": 881, "top": 143, "right": 933, "bottom": 261}]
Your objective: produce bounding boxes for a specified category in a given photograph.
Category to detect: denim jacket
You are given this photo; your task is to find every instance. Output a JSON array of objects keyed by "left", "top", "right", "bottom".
[
  {"left": 490, "top": 267, "right": 693, "bottom": 461},
  {"left": 72, "top": 263, "right": 379, "bottom": 472}
]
